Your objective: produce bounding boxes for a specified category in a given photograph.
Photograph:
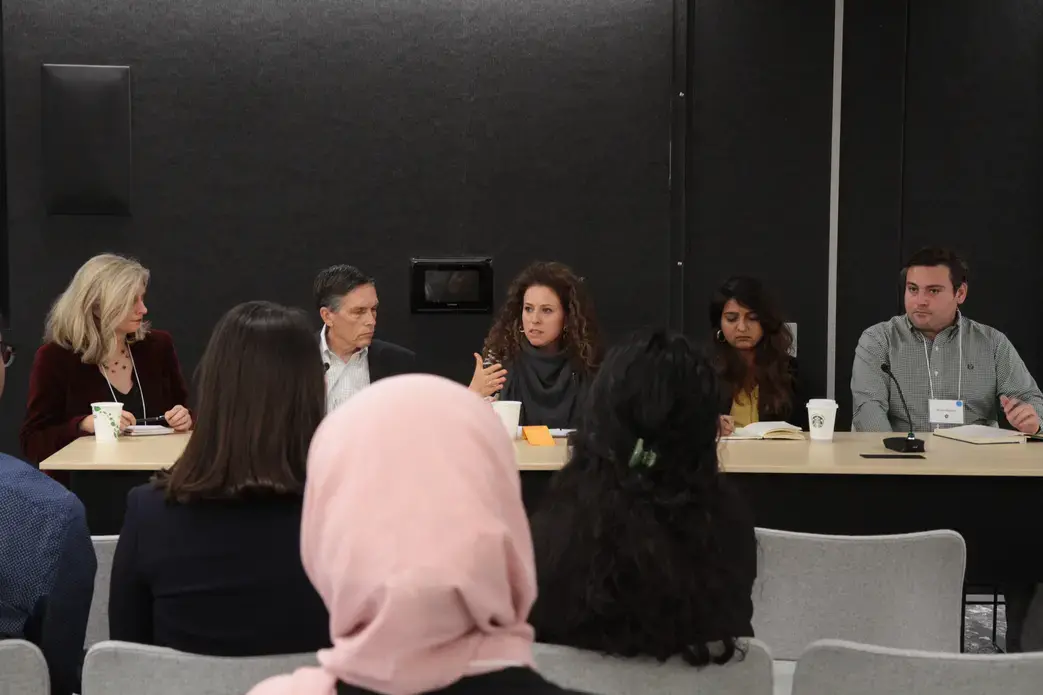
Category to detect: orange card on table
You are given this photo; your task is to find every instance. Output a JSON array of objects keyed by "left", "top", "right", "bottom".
[{"left": 522, "top": 426, "right": 556, "bottom": 447}]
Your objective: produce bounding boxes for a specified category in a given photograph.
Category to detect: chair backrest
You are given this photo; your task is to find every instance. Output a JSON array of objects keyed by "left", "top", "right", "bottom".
[
  {"left": 86, "top": 535, "right": 119, "bottom": 647},
  {"left": 533, "top": 639, "right": 774, "bottom": 695},
  {"left": 792, "top": 639, "right": 1043, "bottom": 695},
  {"left": 82, "top": 641, "right": 317, "bottom": 695},
  {"left": 0, "top": 639, "right": 49, "bottom": 695},
  {"left": 752, "top": 528, "right": 966, "bottom": 660}
]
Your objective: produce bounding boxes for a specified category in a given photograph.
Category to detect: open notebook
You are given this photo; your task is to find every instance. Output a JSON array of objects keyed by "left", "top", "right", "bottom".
[
  {"left": 932, "top": 424, "right": 1026, "bottom": 445},
  {"left": 724, "top": 421, "right": 805, "bottom": 441},
  {"left": 124, "top": 425, "right": 176, "bottom": 437}
]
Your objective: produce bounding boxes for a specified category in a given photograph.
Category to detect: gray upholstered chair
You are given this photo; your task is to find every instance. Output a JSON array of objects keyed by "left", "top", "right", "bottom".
[
  {"left": 0, "top": 639, "right": 49, "bottom": 695},
  {"left": 792, "top": 638, "right": 1043, "bottom": 695},
  {"left": 533, "top": 639, "right": 774, "bottom": 695},
  {"left": 81, "top": 641, "right": 317, "bottom": 695},
  {"left": 86, "top": 534, "right": 119, "bottom": 647},
  {"left": 752, "top": 528, "right": 966, "bottom": 660}
]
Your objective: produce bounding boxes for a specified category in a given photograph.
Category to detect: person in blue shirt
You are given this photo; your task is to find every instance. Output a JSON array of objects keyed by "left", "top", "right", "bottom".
[{"left": 0, "top": 324, "right": 96, "bottom": 695}]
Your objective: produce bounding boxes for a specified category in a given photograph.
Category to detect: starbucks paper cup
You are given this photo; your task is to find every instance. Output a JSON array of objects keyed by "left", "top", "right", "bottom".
[{"left": 807, "top": 399, "right": 839, "bottom": 442}]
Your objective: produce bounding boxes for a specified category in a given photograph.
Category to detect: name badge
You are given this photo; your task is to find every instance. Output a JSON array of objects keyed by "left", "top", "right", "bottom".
[{"left": 929, "top": 399, "right": 965, "bottom": 425}]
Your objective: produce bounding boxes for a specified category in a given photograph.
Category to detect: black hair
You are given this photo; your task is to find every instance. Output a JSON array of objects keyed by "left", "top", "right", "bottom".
[
  {"left": 709, "top": 276, "right": 795, "bottom": 418},
  {"left": 529, "top": 328, "right": 754, "bottom": 666},
  {"left": 902, "top": 247, "right": 969, "bottom": 291},
  {"left": 313, "top": 265, "right": 375, "bottom": 311}
]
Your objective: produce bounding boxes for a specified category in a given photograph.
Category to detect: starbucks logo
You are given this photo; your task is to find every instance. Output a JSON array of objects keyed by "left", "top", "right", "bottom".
[{"left": 812, "top": 414, "right": 825, "bottom": 428}]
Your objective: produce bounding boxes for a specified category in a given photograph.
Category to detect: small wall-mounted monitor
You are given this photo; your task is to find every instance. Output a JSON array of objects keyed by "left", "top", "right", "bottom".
[{"left": 410, "top": 257, "right": 494, "bottom": 314}]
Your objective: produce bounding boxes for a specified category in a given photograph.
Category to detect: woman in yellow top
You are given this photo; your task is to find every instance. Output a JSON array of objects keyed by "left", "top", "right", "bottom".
[{"left": 710, "top": 277, "right": 806, "bottom": 435}]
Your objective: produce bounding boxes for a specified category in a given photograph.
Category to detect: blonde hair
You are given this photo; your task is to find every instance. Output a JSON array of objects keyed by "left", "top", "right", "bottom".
[{"left": 46, "top": 254, "right": 151, "bottom": 365}]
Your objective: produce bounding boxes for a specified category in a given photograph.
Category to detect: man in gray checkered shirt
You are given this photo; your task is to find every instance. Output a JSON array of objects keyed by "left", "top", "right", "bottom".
[{"left": 851, "top": 247, "right": 1043, "bottom": 435}]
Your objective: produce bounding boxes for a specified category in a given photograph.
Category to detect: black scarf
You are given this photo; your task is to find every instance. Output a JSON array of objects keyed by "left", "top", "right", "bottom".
[{"left": 500, "top": 340, "right": 583, "bottom": 429}]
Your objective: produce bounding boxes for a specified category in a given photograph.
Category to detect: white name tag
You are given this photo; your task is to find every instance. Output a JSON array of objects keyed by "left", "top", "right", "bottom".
[{"left": 929, "top": 399, "right": 965, "bottom": 425}]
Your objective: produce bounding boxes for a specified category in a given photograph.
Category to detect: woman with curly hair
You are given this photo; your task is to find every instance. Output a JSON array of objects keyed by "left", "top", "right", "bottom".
[
  {"left": 711, "top": 276, "right": 806, "bottom": 435},
  {"left": 529, "top": 329, "right": 756, "bottom": 666},
  {"left": 468, "top": 261, "right": 602, "bottom": 429}
]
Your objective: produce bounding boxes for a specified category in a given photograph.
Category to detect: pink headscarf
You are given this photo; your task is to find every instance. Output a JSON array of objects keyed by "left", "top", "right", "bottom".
[{"left": 249, "top": 375, "right": 537, "bottom": 695}]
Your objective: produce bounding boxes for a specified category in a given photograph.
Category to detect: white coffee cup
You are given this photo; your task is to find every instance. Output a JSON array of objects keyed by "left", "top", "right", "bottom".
[
  {"left": 806, "top": 399, "right": 839, "bottom": 442},
  {"left": 91, "top": 402, "right": 124, "bottom": 443},
  {"left": 491, "top": 400, "right": 522, "bottom": 439}
]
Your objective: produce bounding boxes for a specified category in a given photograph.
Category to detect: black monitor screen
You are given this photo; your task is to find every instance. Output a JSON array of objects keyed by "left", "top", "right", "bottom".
[{"left": 423, "top": 269, "right": 482, "bottom": 304}]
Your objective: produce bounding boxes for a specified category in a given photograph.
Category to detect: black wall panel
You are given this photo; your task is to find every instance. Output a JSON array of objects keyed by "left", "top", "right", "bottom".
[
  {"left": 0, "top": 0, "right": 674, "bottom": 452},
  {"left": 685, "top": 0, "right": 834, "bottom": 401},
  {"left": 835, "top": 0, "right": 908, "bottom": 428},
  {"left": 901, "top": 0, "right": 1043, "bottom": 378},
  {"left": 41, "top": 64, "right": 132, "bottom": 215},
  {"left": 837, "top": 0, "right": 1043, "bottom": 428}
]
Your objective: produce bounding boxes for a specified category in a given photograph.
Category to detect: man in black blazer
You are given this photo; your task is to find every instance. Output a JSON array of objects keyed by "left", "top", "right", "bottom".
[{"left": 315, "top": 265, "right": 416, "bottom": 412}]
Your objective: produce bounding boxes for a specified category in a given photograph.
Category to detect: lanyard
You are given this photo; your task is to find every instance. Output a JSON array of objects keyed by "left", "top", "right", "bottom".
[
  {"left": 922, "top": 320, "right": 962, "bottom": 402},
  {"left": 103, "top": 341, "right": 148, "bottom": 418}
]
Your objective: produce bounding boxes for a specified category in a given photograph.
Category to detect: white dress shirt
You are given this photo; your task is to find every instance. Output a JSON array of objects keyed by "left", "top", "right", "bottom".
[{"left": 321, "top": 328, "right": 371, "bottom": 413}]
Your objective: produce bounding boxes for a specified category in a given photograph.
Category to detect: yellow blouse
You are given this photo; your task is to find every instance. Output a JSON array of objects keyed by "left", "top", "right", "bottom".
[{"left": 730, "top": 386, "right": 760, "bottom": 427}]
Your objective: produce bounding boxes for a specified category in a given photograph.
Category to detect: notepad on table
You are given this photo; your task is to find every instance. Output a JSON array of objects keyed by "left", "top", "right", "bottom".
[
  {"left": 522, "top": 426, "right": 557, "bottom": 447},
  {"left": 124, "top": 425, "right": 176, "bottom": 437},
  {"left": 932, "top": 424, "right": 1026, "bottom": 445},
  {"left": 724, "top": 421, "right": 805, "bottom": 441}
]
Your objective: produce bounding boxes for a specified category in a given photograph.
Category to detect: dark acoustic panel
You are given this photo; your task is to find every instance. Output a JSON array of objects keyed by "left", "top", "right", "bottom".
[
  {"left": 902, "top": 0, "right": 1043, "bottom": 379},
  {"left": 685, "top": 0, "right": 834, "bottom": 401},
  {"left": 41, "top": 64, "right": 131, "bottom": 215},
  {"left": 834, "top": 0, "right": 908, "bottom": 428}
]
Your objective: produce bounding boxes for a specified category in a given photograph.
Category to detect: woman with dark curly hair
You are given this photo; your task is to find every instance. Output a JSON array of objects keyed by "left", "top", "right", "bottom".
[
  {"left": 529, "top": 329, "right": 756, "bottom": 666},
  {"left": 711, "top": 276, "right": 806, "bottom": 435},
  {"left": 468, "top": 261, "right": 602, "bottom": 428}
]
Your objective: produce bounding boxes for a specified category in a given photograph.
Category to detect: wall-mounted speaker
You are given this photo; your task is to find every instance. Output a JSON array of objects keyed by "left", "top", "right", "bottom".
[{"left": 42, "top": 64, "right": 132, "bottom": 215}]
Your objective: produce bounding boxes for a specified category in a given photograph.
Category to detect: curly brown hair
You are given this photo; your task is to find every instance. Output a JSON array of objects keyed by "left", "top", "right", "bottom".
[{"left": 483, "top": 261, "right": 602, "bottom": 375}]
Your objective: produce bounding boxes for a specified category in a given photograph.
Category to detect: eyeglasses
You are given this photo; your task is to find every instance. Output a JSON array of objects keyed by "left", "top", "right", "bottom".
[{"left": 0, "top": 341, "right": 15, "bottom": 368}]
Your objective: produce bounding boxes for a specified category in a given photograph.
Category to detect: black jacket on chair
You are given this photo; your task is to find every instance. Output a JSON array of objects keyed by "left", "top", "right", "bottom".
[{"left": 367, "top": 339, "right": 417, "bottom": 382}]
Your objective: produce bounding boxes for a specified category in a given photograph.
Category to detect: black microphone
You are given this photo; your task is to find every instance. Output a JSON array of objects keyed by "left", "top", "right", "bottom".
[
  {"left": 880, "top": 363, "right": 925, "bottom": 453},
  {"left": 323, "top": 362, "right": 330, "bottom": 373}
]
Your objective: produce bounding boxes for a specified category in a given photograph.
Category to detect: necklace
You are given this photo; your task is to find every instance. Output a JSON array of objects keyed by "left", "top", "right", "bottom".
[
  {"left": 101, "top": 347, "right": 131, "bottom": 375},
  {"left": 100, "top": 339, "right": 148, "bottom": 418}
]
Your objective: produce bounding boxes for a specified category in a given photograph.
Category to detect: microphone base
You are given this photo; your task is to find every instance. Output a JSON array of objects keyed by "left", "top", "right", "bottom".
[{"left": 883, "top": 436, "right": 926, "bottom": 453}]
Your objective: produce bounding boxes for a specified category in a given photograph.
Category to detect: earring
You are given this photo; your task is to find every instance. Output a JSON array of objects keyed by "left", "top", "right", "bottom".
[{"left": 716, "top": 330, "right": 726, "bottom": 343}]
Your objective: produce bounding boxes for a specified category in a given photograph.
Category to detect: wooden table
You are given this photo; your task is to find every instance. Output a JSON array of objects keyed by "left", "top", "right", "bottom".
[
  {"left": 42, "top": 433, "right": 571, "bottom": 471},
  {"left": 39, "top": 433, "right": 574, "bottom": 533},
  {"left": 42, "top": 432, "right": 1043, "bottom": 584},
  {"left": 42, "top": 431, "right": 1043, "bottom": 475}
]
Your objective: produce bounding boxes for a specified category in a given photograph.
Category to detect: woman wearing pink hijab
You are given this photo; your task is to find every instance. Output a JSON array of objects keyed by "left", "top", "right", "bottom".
[{"left": 249, "top": 374, "right": 587, "bottom": 695}]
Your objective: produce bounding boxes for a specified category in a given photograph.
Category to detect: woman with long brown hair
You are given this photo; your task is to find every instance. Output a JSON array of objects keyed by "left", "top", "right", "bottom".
[
  {"left": 710, "top": 276, "right": 806, "bottom": 434},
  {"left": 468, "top": 261, "right": 602, "bottom": 429},
  {"left": 108, "top": 301, "right": 329, "bottom": 656}
]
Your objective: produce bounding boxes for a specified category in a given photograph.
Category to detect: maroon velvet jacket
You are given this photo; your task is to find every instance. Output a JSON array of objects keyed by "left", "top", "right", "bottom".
[{"left": 19, "top": 330, "right": 190, "bottom": 464}]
